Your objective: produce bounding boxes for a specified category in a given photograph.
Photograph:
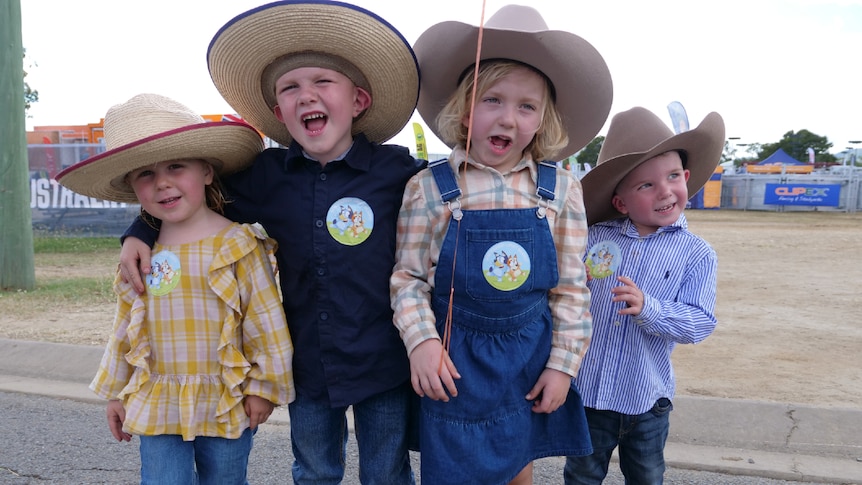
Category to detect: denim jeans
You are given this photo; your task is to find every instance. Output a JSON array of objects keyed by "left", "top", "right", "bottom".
[
  {"left": 564, "top": 398, "right": 673, "bottom": 485},
  {"left": 288, "top": 383, "right": 415, "bottom": 485},
  {"left": 139, "top": 428, "right": 253, "bottom": 485}
]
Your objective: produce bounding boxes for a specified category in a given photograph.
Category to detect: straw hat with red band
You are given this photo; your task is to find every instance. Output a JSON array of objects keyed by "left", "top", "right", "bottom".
[
  {"left": 413, "top": 4, "right": 613, "bottom": 160},
  {"left": 581, "top": 106, "right": 726, "bottom": 226},
  {"left": 206, "top": 0, "right": 420, "bottom": 148},
  {"left": 56, "top": 93, "right": 264, "bottom": 204}
]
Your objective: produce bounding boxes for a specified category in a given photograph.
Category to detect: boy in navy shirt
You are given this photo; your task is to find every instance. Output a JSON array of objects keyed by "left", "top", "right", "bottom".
[{"left": 119, "top": 2, "right": 422, "bottom": 482}]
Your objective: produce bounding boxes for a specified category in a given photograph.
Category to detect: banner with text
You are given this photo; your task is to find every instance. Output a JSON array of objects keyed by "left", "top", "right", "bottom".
[{"left": 763, "top": 183, "right": 841, "bottom": 207}]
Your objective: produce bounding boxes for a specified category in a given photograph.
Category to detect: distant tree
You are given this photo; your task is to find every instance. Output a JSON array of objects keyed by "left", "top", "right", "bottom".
[
  {"left": 720, "top": 141, "right": 734, "bottom": 165},
  {"left": 575, "top": 135, "right": 604, "bottom": 169},
  {"left": 757, "top": 130, "right": 836, "bottom": 164},
  {"left": 23, "top": 48, "right": 37, "bottom": 114}
]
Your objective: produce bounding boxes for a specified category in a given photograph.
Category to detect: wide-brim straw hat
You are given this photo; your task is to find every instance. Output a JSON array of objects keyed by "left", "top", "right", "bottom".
[
  {"left": 581, "top": 106, "right": 725, "bottom": 225},
  {"left": 414, "top": 4, "right": 613, "bottom": 160},
  {"left": 207, "top": 0, "right": 419, "bottom": 147},
  {"left": 56, "top": 93, "right": 264, "bottom": 204}
]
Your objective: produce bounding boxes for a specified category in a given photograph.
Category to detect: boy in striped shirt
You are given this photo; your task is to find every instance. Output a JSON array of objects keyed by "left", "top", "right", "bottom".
[{"left": 564, "top": 106, "right": 725, "bottom": 485}]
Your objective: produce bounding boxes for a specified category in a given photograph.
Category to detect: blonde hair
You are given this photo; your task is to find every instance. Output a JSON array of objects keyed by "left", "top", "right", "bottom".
[{"left": 435, "top": 60, "right": 568, "bottom": 162}]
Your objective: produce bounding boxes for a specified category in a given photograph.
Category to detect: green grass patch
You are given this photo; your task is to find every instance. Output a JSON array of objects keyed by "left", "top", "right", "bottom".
[
  {"left": 5, "top": 277, "right": 114, "bottom": 301},
  {"left": 1, "top": 238, "right": 119, "bottom": 317},
  {"left": 34, "top": 237, "right": 118, "bottom": 253}
]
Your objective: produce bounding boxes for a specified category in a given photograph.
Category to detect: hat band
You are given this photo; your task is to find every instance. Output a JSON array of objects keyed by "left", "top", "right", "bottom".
[{"left": 261, "top": 52, "right": 371, "bottom": 108}]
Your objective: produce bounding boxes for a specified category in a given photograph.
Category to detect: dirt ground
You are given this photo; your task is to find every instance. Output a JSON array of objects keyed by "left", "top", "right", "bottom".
[{"left": 2, "top": 210, "right": 860, "bottom": 409}]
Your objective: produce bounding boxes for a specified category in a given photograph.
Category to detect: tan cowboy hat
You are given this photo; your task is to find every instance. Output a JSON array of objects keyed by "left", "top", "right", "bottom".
[
  {"left": 581, "top": 106, "right": 726, "bottom": 225},
  {"left": 207, "top": 0, "right": 419, "bottom": 147},
  {"left": 414, "top": 4, "right": 613, "bottom": 160},
  {"left": 56, "top": 93, "right": 264, "bottom": 204}
]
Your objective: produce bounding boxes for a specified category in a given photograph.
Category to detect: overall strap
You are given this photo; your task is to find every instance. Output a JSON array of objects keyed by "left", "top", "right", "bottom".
[
  {"left": 535, "top": 161, "right": 558, "bottom": 219},
  {"left": 429, "top": 159, "right": 462, "bottom": 203},
  {"left": 536, "top": 161, "right": 558, "bottom": 201},
  {"left": 429, "top": 158, "right": 464, "bottom": 220}
]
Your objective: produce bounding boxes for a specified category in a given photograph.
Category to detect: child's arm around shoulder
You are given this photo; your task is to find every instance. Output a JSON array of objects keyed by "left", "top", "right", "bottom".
[{"left": 374, "top": 142, "right": 427, "bottom": 178}]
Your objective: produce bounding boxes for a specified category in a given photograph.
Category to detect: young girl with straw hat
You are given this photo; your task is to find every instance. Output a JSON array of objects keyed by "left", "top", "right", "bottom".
[
  {"left": 57, "top": 93, "right": 294, "bottom": 484},
  {"left": 390, "top": 4, "right": 613, "bottom": 484}
]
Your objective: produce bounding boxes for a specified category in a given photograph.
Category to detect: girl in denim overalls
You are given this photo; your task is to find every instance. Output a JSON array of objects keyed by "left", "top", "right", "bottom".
[{"left": 390, "top": 5, "right": 614, "bottom": 484}]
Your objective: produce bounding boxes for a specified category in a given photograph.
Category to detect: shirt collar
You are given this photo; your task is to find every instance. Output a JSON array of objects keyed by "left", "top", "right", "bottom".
[
  {"left": 284, "top": 133, "right": 373, "bottom": 171},
  {"left": 448, "top": 147, "right": 536, "bottom": 179},
  {"left": 599, "top": 212, "right": 688, "bottom": 237}
]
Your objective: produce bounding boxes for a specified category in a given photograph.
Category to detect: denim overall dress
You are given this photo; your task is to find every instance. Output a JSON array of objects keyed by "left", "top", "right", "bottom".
[{"left": 420, "top": 160, "right": 592, "bottom": 484}]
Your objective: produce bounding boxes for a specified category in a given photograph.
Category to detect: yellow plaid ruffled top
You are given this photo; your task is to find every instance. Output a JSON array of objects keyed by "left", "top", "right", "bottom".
[{"left": 90, "top": 223, "right": 294, "bottom": 440}]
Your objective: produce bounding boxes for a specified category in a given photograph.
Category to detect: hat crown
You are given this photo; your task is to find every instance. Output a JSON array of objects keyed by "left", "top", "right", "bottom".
[
  {"left": 485, "top": 5, "right": 548, "bottom": 32},
  {"left": 104, "top": 93, "right": 206, "bottom": 150},
  {"left": 597, "top": 107, "right": 675, "bottom": 165}
]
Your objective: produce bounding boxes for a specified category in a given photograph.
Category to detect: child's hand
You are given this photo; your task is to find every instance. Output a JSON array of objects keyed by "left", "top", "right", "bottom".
[
  {"left": 526, "top": 368, "right": 571, "bottom": 414},
  {"left": 611, "top": 275, "right": 644, "bottom": 316},
  {"left": 119, "top": 237, "right": 152, "bottom": 294},
  {"left": 409, "top": 339, "right": 460, "bottom": 402},
  {"left": 244, "top": 395, "right": 274, "bottom": 429},
  {"left": 106, "top": 399, "right": 132, "bottom": 442}
]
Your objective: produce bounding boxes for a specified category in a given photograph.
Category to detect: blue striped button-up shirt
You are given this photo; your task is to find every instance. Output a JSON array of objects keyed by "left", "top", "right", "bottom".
[{"left": 573, "top": 214, "right": 717, "bottom": 415}]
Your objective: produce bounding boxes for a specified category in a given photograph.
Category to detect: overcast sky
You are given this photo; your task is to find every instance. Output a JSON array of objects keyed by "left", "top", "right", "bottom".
[{"left": 20, "top": 0, "right": 862, "bottom": 156}]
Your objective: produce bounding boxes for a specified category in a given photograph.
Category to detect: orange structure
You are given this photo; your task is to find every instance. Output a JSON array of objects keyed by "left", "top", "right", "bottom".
[
  {"left": 745, "top": 164, "right": 814, "bottom": 174},
  {"left": 28, "top": 113, "right": 250, "bottom": 147}
]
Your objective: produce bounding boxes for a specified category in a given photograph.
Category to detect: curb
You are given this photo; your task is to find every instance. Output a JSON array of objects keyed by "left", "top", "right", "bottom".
[{"left": 1, "top": 338, "right": 860, "bottom": 484}]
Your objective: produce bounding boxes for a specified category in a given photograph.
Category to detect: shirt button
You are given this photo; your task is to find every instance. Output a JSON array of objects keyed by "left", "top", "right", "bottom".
[
  {"left": 320, "top": 312, "right": 329, "bottom": 321},
  {"left": 315, "top": 219, "right": 324, "bottom": 228},
  {"left": 317, "top": 268, "right": 325, "bottom": 276},
  {"left": 319, "top": 173, "right": 327, "bottom": 181},
  {"left": 494, "top": 179, "right": 502, "bottom": 188},
  {"left": 614, "top": 321, "right": 621, "bottom": 326}
]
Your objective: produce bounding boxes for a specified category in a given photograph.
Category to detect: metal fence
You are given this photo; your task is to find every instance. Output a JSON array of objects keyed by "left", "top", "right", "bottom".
[
  {"left": 718, "top": 166, "right": 861, "bottom": 212},
  {"left": 28, "top": 143, "right": 139, "bottom": 237}
]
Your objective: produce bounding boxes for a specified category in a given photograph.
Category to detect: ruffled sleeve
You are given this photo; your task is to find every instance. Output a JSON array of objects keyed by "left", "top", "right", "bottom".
[
  {"left": 208, "top": 223, "right": 295, "bottom": 418},
  {"left": 90, "top": 272, "right": 148, "bottom": 400}
]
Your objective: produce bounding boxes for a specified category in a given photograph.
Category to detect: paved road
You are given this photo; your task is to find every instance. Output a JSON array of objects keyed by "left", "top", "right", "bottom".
[{"left": 0, "top": 391, "right": 840, "bottom": 485}]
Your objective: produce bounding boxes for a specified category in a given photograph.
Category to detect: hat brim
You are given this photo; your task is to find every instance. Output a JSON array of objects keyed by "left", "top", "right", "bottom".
[
  {"left": 415, "top": 20, "right": 612, "bottom": 160},
  {"left": 580, "top": 112, "right": 725, "bottom": 226},
  {"left": 207, "top": 1, "right": 419, "bottom": 147},
  {"left": 56, "top": 122, "right": 264, "bottom": 203}
]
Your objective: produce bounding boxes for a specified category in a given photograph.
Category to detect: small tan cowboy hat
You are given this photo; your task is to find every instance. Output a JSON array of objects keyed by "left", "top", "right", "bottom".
[
  {"left": 56, "top": 93, "right": 264, "bottom": 204},
  {"left": 207, "top": 0, "right": 420, "bottom": 147},
  {"left": 581, "top": 106, "right": 726, "bottom": 226},
  {"left": 414, "top": 4, "right": 613, "bottom": 160}
]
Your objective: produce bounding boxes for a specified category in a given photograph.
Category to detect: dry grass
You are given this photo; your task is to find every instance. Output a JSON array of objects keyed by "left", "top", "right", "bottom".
[{"left": 2, "top": 211, "right": 862, "bottom": 407}]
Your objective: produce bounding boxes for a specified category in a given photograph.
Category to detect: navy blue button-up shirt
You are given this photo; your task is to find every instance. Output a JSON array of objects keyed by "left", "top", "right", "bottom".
[{"left": 126, "top": 134, "right": 425, "bottom": 407}]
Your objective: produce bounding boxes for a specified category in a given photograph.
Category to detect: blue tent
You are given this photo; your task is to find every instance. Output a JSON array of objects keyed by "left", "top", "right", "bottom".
[{"left": 757, "top": 148, "right": 805, "bottom": 165}]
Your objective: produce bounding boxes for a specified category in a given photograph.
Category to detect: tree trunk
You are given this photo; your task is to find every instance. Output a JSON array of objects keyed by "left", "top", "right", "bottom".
[{"left": 0, "top": 0, "right": 36, "bottom": 291}]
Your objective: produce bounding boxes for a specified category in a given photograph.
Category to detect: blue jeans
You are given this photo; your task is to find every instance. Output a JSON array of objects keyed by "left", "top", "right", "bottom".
[
  {"left": 139, "top": 428, "right": 253, "bottom": 485},
  {"left": 288, "top": 383, "right": 415, "bottom": 485},
  {"left": 564, "top": 398, "right": 673, "bottom": 485}
]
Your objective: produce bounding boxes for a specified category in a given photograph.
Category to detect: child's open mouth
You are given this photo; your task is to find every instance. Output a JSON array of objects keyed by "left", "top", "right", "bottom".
[{"left": 303, "top": 112, "right": 327, "bottom": 133}]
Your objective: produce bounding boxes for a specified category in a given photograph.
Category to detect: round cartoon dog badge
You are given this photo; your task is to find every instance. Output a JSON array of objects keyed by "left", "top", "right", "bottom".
[
  {"left": 147, "top": 250, "right": 181, "bottom": 296},
  {"left": 585, "top": 240, "right": 622, "bottom": 280},
  {"left": 482, "top": 241, "right": 530, "bottom": 291},
  {"left": 327, "top": 197, "right": 373, "bottom": 246}
]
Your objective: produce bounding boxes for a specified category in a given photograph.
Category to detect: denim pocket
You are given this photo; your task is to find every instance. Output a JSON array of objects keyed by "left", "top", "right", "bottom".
[{"left": 465, "top": 228, "right": 536, "bottom": 302}]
